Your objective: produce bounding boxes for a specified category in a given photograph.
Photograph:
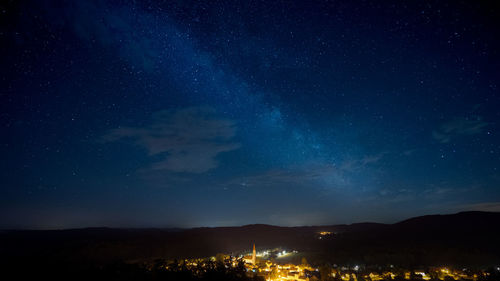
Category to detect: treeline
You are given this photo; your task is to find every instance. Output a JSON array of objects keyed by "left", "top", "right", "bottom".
[{"left": 2, "top": 258, "right": 265, "bottom": 281}]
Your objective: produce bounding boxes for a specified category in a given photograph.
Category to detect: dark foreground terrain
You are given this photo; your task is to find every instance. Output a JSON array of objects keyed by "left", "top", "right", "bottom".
[{"left": 1, "top": 211, "right": 500, "bottom": 280}]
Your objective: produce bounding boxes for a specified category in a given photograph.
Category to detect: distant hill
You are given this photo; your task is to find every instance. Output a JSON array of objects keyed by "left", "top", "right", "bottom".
[
  {"left": 1, "top": 211, "right": 499, "bottom": 267},
  {"left": 318, "top": 211, "right": 500, "bottom": 267}
]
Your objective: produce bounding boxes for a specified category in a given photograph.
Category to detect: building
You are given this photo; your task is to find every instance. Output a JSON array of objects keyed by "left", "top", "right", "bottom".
[
  {"left": 252, "top": 243, "right": 256, "bottom": 264},
  {"left": 243, "top": 243, "right": 257, "bottom": 265}
]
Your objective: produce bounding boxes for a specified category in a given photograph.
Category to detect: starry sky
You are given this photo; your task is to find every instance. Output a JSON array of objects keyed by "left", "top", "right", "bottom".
[{"left": 1, "top": 0, "right": 499, "bottom": 229}]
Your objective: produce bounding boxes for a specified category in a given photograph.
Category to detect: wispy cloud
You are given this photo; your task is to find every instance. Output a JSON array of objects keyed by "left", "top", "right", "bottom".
[
  {"left": 339, "top": 153, "right": 386, "bottom": 172},
  {"left": 227, "top": 164, "right": 344, "bottom": 188},
  {"left": 363, "top": 184, "right": 479, "bottom": 207},
  {"left": 458, "top": 201, "right": 500, "bottom": 212},
  {"left": 224, "top": 154, "right": 385, "bottom": 190},
  {"left": 103, "top": 107, "right": 240, "bottom": 173},
  {"left": 432, "top": 117, "right": 488, "bottom": 143}
]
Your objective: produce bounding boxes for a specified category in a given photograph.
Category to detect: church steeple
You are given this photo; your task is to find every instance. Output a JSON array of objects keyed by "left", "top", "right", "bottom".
[{"left": 252, "top": 243, "right": 256, "bottom": 264}]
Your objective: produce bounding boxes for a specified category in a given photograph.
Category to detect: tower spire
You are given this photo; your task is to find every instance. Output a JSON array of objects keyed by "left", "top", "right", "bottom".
[{"left": 252, "top": 243, "right": 256, "bottom": 264}]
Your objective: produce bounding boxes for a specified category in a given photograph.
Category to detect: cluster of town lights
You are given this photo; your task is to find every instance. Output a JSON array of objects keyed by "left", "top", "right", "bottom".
[{"left": 178, "top": 246, "right": 494, "bottom": 281}]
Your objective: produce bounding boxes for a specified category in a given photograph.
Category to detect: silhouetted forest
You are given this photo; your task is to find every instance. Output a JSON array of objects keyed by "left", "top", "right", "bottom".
[
  {"left": 4, "top": 257, "right": 500, "bottom": 281},
  {"left": 1, "top": 211, "right": 499, "bottom": 277},
  {"left": 4, "top": 257, "right": 266, "bottom": 281}
]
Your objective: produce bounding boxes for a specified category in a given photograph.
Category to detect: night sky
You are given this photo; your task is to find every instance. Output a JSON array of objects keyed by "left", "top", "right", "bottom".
[{"left": 1, "top": 0, "right": 499, "bottom": 229}]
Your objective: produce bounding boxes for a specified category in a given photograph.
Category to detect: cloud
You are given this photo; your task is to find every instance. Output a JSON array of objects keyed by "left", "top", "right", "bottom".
[
  {"left": 339, "top": 153, "right": 386, "bottom": 172},
  {"left": 103, "top": 107, "right": 240, "bottom": 173},
  {"left": 432, "top": 117, "right": 488, "bottom": 143},
  {"left": 458, "top": 202, "right": 500, "bottom": 212},
  {"left": 360, "top": 184, "right": 480, "bottom": 210},
  {"left": 229, "top": 164, "right": 343, "bottom": 188},
  {"left": 224, "top": 153, "right": 385, "bottom": 190}
]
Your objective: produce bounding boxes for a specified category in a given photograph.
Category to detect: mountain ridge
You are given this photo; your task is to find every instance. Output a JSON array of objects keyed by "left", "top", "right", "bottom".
[
  {"left": 1, "top": 211, "right": 499, "bottom": 267},
  {"left": 3, "top": 211, "right": 497, "bottom": 232}
]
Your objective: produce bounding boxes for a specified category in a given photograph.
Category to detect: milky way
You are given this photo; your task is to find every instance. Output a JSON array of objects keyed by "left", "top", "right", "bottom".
[{"left": 1, "top": 0, "right": 499, "bottom": 228}]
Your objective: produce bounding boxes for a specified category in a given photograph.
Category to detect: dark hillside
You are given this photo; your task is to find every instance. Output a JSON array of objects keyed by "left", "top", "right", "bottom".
[{"left": 1, "top": 212, "right": 499, "bottom": 267}]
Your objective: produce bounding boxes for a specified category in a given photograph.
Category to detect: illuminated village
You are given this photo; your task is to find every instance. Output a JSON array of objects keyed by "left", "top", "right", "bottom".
[
  {"left": 170, "top": 245, "right": 494, "bottom": 281},
  {"left": 170, "top": 239, "right": 495, "bottom": 281},
  {"left": 238, "top": 245, "right": 489, "bottom": 281}
]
